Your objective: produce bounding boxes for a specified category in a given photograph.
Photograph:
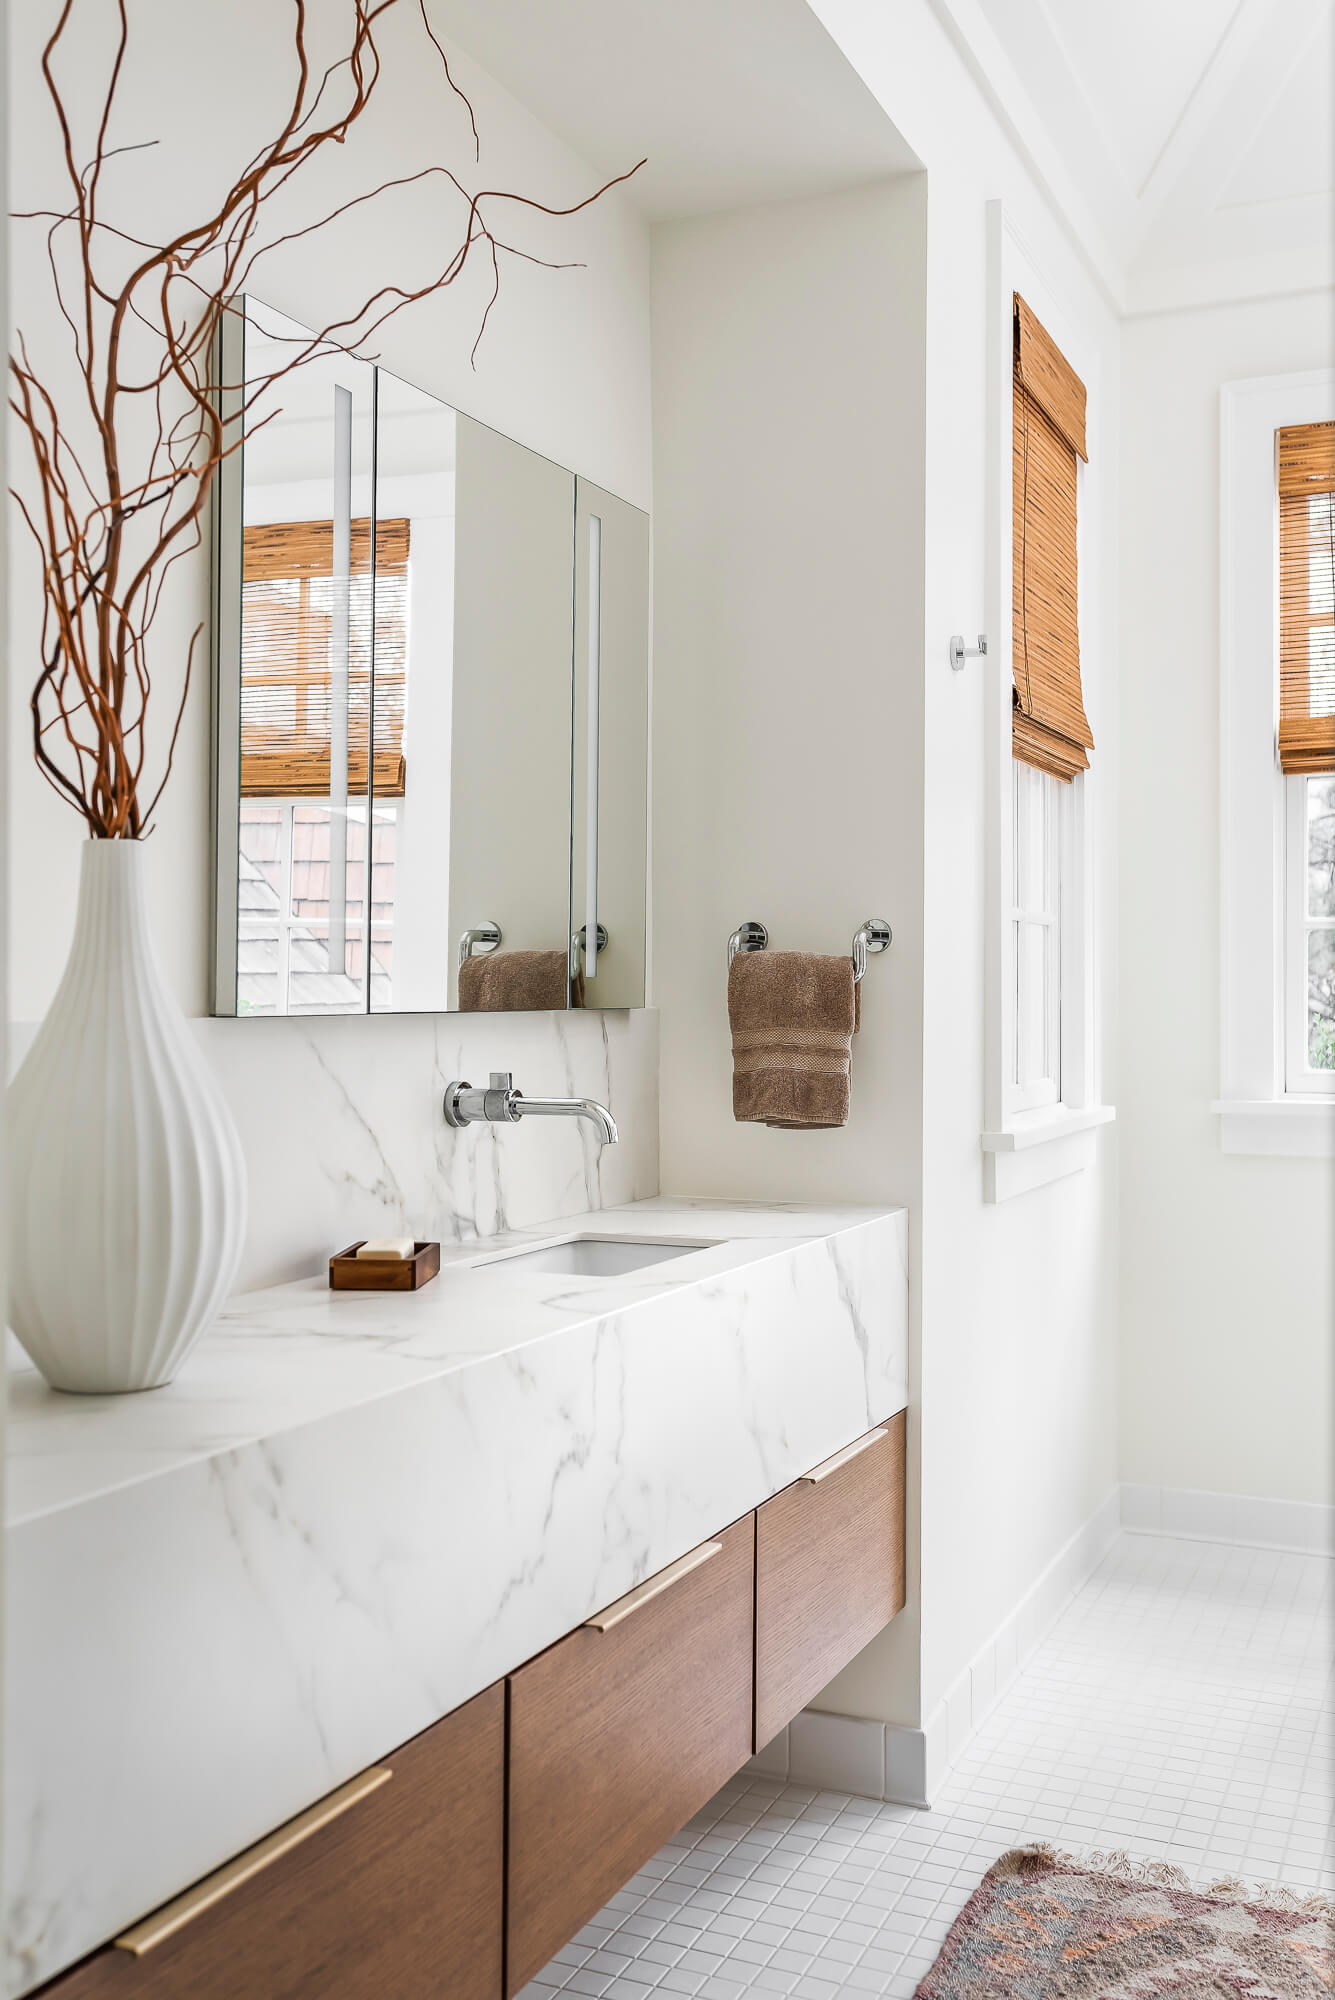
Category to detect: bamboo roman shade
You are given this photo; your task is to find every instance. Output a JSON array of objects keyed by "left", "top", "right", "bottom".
[
  {"left": 240, "top": 517, "right": 410, "bottom": 799},
  {"left": 1278, "top": 421, "right": 1335, "bottom": 776},
  {"left": 1012, "top": 295, "right": 1093, "bottom": 782}
]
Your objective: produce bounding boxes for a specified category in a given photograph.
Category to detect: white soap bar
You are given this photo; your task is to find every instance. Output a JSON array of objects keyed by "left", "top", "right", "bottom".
[{"left": 355, "top": 1237, "right": 415, "bottom": 1261}]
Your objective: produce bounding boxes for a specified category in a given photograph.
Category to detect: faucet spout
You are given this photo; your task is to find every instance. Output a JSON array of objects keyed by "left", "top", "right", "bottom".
[
  {"left": 442, "top": 1072, "right": 618, "bottom": 1147},
  {"left": 513, "top": 1095, "right": 619, "bottom": 1145}
]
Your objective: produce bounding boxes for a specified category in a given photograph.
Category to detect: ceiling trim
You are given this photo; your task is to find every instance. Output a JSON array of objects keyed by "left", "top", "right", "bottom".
[
  {"left": 927, "top": 0, "right": 1331, "bottom": 321},
  {"left": 1131, "top": 0, "right": 1258, "bottom": 210},
  {"left": 922, "top": 0, "right": 1127, "bottom": 313},
  {"left": 1135, "top": 0, "right": 1310, "bottom": 234}
]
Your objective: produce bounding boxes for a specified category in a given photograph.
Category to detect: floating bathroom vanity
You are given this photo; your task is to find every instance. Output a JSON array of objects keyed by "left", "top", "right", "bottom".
[{"left": 6, "top": 1200, "right": 908, "bottom": 1997}]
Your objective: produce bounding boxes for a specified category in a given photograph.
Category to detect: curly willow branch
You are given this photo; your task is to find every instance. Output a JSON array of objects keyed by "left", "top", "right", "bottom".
[{"left": 9, "top": 0, "right": 643, "bottom": 838}]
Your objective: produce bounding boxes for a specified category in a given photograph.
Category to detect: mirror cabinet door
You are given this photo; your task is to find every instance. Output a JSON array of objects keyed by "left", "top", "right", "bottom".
[
  {"left": 361, "top": 368, "right": 457, "bottom": 1012},
  {"left": 571, "top": 480, "right": 650, "bottom": 1010},
  {"left": 444, "top": 415, "right": 576, "bottom": 1013},
  {"left": 213, "top": 298, "right": 647, "bottom": 1017},
  {"left": 217, "top": 300, "right": 378, "bottom": 1017}
]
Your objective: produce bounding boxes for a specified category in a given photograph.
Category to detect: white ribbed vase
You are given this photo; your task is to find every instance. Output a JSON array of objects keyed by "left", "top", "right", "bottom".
[{"left": 8, "top": 839, "right": 247, "bottom": 1392}]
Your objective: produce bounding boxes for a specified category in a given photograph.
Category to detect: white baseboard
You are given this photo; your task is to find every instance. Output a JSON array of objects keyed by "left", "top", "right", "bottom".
[
  {"left": 1122, "top": 1483, "right": 1335, "bottom": 1555},
  {"left": 907, "top": 1483, "right": 1125, "bottom": 1804},
  {"left": 743, "top": 1485, "right": 1122, "bottom": 1808},
  {"left": 738, "top": 1481, "right": 1333, "bottom": 1810}
]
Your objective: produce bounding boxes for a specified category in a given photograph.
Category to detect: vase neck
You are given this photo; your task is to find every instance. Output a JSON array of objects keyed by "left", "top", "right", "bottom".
[{"left": 75, "top": 837, "right": 154, "bottom": 953}]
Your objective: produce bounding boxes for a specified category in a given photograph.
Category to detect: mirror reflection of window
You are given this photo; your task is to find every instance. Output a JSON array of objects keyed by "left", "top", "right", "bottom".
[
  {"left": 237, "top": 516, "right": 399, "bottom": 1012},
  {"left": 233, "top": 301, "right": 376, "bottom": 1015},
  {"left": 236, "top": 514, "right": 412, "bottom": 1013}
]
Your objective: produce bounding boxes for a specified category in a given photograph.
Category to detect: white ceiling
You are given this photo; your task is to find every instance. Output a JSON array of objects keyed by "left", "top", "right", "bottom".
[
  {"left": 948, "top": 0, "right": 1335, "bottom": 310},
  {"left": 437, "top": 0, "right": 1330, "bottom": 314},
  {"left": 435, "top": 0, "right": 920, "bottom": 220}
]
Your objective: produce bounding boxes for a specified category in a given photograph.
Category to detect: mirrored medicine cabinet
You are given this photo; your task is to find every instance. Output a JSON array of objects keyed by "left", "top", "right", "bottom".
[{"left": 211, "top": 298, "right": 648, "bottom": 1018}]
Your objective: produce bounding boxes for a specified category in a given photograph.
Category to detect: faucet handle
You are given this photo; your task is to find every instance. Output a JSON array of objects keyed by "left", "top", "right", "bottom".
[{"left": 444, "top": 1074, "right": 521, "bottom": 1128}]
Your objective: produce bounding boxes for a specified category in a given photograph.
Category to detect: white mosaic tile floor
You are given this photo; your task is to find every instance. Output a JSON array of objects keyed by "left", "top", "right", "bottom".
[{"left": 522, "top": 1532, "right": 1334, "bottom": 1999}]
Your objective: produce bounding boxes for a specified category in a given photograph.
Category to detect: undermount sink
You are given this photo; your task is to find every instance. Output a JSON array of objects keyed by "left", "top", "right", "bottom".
[{"left": 483, "top": 1236, "right": 717, "bottom": 1278}]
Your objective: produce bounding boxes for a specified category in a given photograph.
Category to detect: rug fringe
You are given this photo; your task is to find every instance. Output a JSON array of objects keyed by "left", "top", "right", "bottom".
[{"left": 1013, "top": 1844, "right": 1333, "bottom": 1918}]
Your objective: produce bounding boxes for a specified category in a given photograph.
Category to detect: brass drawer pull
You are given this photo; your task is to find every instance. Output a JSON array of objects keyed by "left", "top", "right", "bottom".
[
  {"left": 584, "top": 1541, "right": 723, "bottom": 1631},
  {"left": 114, "top": 1766, "right": 394, "bottom": 1955},
  {"left": 800, "top": 1426, "right": 889, "bottom": 1484}
]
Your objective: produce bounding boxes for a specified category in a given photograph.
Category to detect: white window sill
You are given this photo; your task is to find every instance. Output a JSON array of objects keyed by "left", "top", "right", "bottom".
[
  {"left": 1211, "top": 1099, "right": 1335, "bottom": 1158},
  {"left": 980, "top": 1104, "right": 1116, "bottom": 1202}
]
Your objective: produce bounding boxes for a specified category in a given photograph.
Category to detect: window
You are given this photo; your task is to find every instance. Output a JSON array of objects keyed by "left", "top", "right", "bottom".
[
  {"left": 1217, "top": 374, "right": 1335, "bottom": 1154},
  {"left": 1006, "top": 293, "right": 1090, "bottom": 1125},
  {"left": 982, "top": 228, "right": 1113, "bottom": 1200},
  {"left": 1012, "top": 763, "right": 1061, "bottom": 1108},
  {"left": 1278, "top": 421, "right": 1335, "bottom": 1095}
]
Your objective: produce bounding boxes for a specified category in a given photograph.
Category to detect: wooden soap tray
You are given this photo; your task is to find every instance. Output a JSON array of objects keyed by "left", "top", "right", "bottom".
[{"left": 329, "top": 1241, "right": 441, "bottom": 1291}]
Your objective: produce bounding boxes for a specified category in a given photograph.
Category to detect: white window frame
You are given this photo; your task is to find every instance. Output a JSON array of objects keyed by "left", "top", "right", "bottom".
[
  {"left": 1287, "top": 776, "right": 1335, "bottom": 1096},
  {"left": 980, "top": 204, "right": 1114, "bottom": 1202},
  {"left": 1216, "top": 370, "right": 1335, "bottom": 1156}
]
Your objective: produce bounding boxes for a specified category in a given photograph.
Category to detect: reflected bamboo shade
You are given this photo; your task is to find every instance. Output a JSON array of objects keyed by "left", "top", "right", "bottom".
[
  {"left": 1012, "top": 295, "right": 1093, "bottom": 782},
  {"left": 240, "top": 517, "right": 410, "bottom": 798},
  {"left": 1278, "top": 421, "right": 1335, "bottom": 776}
]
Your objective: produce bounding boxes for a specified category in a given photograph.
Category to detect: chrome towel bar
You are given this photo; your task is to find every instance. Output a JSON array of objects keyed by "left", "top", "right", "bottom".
[{"left": 727, "top": 917, "right": 892, "bottom": 982}]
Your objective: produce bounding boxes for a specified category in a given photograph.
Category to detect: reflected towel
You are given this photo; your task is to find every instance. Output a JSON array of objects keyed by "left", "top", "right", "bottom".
[
  {"left": 728, "top": 951, "right": 859, "bottom": 1129},
  {"left": 458, "top": 951, "right": 580, "bottom": 1011}
]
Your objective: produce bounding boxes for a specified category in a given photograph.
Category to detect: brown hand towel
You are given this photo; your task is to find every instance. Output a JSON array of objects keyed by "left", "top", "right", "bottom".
[
  {"left": 458, "top": 951, "right": 581, "bottom": 1011},
  {"left": 729, "top": 951, "right": 859, "bottom": 1129}
]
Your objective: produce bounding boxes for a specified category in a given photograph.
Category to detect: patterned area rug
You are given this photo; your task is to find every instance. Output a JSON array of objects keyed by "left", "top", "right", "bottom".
[{"left": 914, "top": 1846, "right": 1333, "bottom": 1997}]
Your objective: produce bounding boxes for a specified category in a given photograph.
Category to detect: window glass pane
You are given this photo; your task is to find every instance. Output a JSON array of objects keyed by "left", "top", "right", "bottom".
[
  {"left": 286, "top": 926, "right": 362, "bottom": 1014},
  {"left": 1310, "top": 927, "right": 1335, "bottom": 1070},
  {"left": 1014, "top": 762, "right": 1047, "bottom": 912},
  {"left": 238, "top": 806, "right": 283, "bottom": 917},
  {"left": 1308, "top": 775, "right": 1335, "bottom": 918},
  {"left": 1016, "top": 920, "right": 1049, "bottom": 1086},
  {"left": 236, "top": 931, "right": 280, "bottom": 1016},
  {"left": 368, "top": 805, "right": 397, "bottom": 1012}
]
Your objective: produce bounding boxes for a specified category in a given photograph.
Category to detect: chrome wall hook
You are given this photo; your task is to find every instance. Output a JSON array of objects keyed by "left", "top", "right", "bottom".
[
  {"left": 949, "top": 632, "right": 988, "bottom": 672},
  {"left": 570, "top": 923, "right": 609, "bottom": 979},
  {"left": 458, "top": 921, "right": 502, "bottom": 967},
  {"left": 852, "top": 918, "right": 892, "bottom": 983},
  {"left": 727, "top": 920, "right": 769, "bottom": 968}
]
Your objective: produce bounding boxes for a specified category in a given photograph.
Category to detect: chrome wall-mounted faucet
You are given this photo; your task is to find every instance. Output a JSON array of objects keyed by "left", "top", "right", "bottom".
[{"left": 442, "top": 1072, "right": 619, "bottom": 1146}]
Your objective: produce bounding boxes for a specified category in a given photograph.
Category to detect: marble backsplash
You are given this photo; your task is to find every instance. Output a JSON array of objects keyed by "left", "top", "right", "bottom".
[{"left": 9, "top": 1009, "right": 659, "bottom": 1294}]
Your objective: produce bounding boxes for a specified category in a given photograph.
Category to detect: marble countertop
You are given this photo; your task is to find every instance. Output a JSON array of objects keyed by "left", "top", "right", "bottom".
[
  {"left": 5, "top": 1197, "right": 908, "bottom": 1997},
  {"left": 10, "top": 1197, "right": 900, "bottom": 1523}
]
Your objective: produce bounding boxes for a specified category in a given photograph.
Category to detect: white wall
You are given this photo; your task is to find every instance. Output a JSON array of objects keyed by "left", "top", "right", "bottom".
[
  {"left": 651, "top": 180, "right": 928, "bottom": 1212},
  {"left": 1119, "top": 291, "right": 1335, "bottom": 1507},
  {"left": 651, "top": 177, "right": 930, "bottom": 1721},
  {"left": 7, "top": 0, "right": 651, "bottom": 1024},
  {"left": 914, "top": 184, "right": 1121, "bottom": 1729},
  {"left": 709, "top": 0, "right": 1123, "bottom": 1737}
]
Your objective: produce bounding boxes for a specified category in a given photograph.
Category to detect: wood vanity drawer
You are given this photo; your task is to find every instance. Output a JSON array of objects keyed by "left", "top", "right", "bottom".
[
  {"left": 506, "top": 1516, "right": 755, "bottom": 1996},
  {"left": 38, "top": 1682, "right": 505, "bottom": 1999},
  {"left": 755, "top": 1412, "right": 906, "bottom": 1749}
]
